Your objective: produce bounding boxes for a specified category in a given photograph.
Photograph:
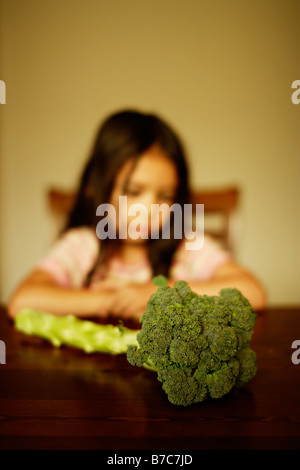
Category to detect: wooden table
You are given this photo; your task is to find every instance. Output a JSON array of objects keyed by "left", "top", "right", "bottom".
[{"left": 0, "top": 305, "right": 299, "bottom": 452}]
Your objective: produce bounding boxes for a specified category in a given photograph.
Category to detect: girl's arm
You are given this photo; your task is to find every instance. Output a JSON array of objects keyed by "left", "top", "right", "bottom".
[
  {"left": 101, "top": 260, "right": 266, "bottom": 321},
  {"left": 8, "top": 260, "right": 266, "bottom": 321},
  {"left": 7, "top": 269, "right": 115, "bottom": 319},
  {"left": 173, "top": 260, "right": 266, "bottom": 312}
]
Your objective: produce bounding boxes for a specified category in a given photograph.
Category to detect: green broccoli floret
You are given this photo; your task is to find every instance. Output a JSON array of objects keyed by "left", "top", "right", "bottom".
[
  {"left": 235, "top": 347, "right": 257, "bottom": 387},
  {"left": 127, "top": 276, "right": 257, "bottom": 406},
  {"left": 159, "top": 367, "right": 204, "bottom": 406}
]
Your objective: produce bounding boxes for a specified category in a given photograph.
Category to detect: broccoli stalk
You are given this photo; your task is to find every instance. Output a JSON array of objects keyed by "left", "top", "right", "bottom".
[
  {"left": 15, "top": 308, "right": 139, "bottom": 354},
  {"left": 14, "top": 277, "right": 258, "bottom": 407}
]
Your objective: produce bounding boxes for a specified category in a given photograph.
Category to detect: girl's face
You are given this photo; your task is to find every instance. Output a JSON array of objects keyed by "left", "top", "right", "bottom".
[{"left": 109, "top": 143, "right": 179, "bottom": 243}]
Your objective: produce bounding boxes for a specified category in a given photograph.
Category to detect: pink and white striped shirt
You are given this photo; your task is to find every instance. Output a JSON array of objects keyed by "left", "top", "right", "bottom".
[{"left": 36, "top": 227, "right": 230, "bottom": 288}]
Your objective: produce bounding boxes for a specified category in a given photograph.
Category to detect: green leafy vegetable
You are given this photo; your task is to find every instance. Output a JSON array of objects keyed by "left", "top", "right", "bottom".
[
  {"left": 15, "top": 308, "right": 139, "bottom": 354},
  {"left": 14, "top": 276, "right": 258, "bottom": 406}
]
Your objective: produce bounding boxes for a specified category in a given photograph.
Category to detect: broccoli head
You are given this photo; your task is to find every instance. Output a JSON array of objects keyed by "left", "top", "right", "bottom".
[{"left": 127, "top": 276, "right": 257, "bottom": 406}]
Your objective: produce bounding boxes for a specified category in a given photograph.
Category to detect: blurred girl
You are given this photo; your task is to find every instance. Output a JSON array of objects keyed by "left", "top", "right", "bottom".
[{"left": 8, "top": 110, "right": 265, "bottom": 321}]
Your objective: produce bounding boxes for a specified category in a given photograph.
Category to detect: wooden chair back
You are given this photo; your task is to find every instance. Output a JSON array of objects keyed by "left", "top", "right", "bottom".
[{"left": 191, "top": 187, "right": 239, "bottom": 254}]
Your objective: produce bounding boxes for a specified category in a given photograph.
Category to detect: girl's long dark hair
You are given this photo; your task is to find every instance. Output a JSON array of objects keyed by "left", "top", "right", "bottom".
[{"left": 64, "top": 109, "right": 191, "bottom": 278}]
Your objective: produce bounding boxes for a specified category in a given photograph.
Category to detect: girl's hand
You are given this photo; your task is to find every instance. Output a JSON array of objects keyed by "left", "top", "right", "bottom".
[
  {"left": 107, "top": 281, "right": 159, "bottom": 321},
  {"left": 89, "top": 277, "right": 127, "bottom": 291},
  {"left": 89, "top": 278, "right": 125, "bottom": 317}
]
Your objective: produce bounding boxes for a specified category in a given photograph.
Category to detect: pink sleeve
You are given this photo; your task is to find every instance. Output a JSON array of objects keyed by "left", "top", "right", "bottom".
[
  {"left": 36, "top": 227, "right": 99, "bottom": 287},
  {"left": 170, "top": 234, "right": 231, "bottom": 281}
]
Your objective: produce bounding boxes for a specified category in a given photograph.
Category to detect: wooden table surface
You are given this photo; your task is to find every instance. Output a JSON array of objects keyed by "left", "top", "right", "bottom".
[{"left": 0, "top": 305, "right": 299, "bottom": 451}]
